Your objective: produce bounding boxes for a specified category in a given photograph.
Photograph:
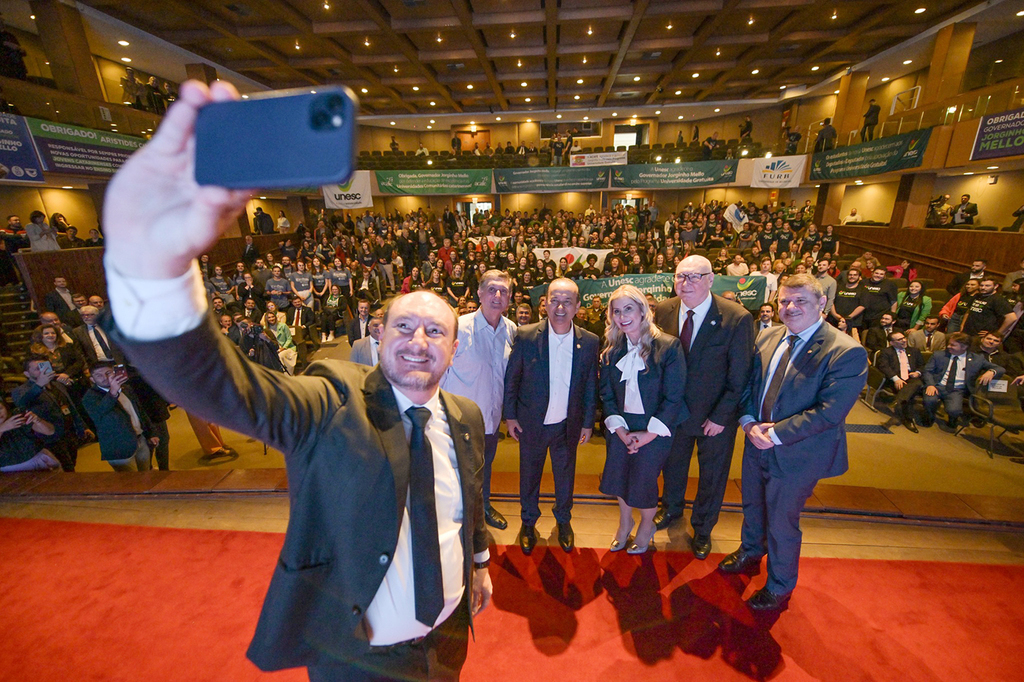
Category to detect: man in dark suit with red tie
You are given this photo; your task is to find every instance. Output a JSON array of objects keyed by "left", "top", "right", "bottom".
[
  {"left": 719, "top": 274, "right": 867, "bottom": 610},
  {"left": 653, "top": 255, "right": 754, "bottom": 560},
  {"left": 98, "top": 80, "right": 492, "bottom": 680}
]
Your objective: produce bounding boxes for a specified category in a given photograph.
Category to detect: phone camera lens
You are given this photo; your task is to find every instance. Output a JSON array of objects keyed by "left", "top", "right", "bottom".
[{"left": 311, "top": 109, "right": 330, "bottom": 131}]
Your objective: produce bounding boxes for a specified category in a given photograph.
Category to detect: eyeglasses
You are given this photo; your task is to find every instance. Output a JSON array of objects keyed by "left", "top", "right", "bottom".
[{"left": 674, "top": 272, "right": 713, "bottom": 283}]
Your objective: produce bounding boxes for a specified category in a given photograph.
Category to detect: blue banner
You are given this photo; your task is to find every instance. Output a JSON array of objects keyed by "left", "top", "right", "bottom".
[{"left": 0, "top": 113, "right": 44, "bottom": 182}]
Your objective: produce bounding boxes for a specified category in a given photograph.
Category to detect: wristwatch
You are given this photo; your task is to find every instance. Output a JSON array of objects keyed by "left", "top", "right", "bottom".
[{"left": 473, "top": 559, "right": 490, "bottom": 570}]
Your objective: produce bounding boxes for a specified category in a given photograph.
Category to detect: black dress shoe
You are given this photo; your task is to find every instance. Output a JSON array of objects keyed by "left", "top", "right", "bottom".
[
  {"left": 921, "top": 414, "right": 934, "bottom": 428},
  {"left": 517, "top": 523, "right": 537, "bottom": 555},
  {"left": 690, "top": 533, "right": 712, "bottom": 560},
  {"left": 653, "top": 508, "right": 681, "bottom": 531},
  {"left": 947, "top": 417, "right": 959, "bottom": 430},
  {"left": 902, "top": 418, "right": 919, "bottom": 433},
  {"left": 718, "top": 549, "right": 764, "bottom": 574},
  {"left": 747, "top": 587, "right": 791, "bottom": 611},
  {"left": 485, "top": 506, "right": 508, "bottom": 530},
  {"left": 557, "top": 521, "right": 574, "bottom": 553}
]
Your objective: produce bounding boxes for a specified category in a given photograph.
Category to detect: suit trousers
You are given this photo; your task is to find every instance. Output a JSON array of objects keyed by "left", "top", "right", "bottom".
[
  {"left": 482, "top": 432, "right": 499, "bottom": 508},
  {"left": 923, "top": 386, "right": 965, "bottom": 420},
  {"left": 306, "top": 596, "right": 469, "bottom": 682},
  {"left": 661, "top": 425, "right": 738, "bottom": 535},
  {"left": 150, "top": 418, "right": 170, "bottom": 470},
  {"left": 107, "top": 435, "right": 152, "bottom": 472},
  {"left": 739, "top": 445, "right": 821, "bottom": 595},
  {"left": 893, "top": 378, "right": 925, "bottom": 409},
  {"left": 520, "top": 420, "right": 577, "bottom": 525}
]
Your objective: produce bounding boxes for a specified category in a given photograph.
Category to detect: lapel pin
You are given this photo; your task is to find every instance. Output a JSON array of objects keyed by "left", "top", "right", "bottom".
[
  {"left": 711, "top": 320, "right": 717, "bottom": 326},
  {"left": 462, "top": 433, "right": 471, "bottom": 442}
]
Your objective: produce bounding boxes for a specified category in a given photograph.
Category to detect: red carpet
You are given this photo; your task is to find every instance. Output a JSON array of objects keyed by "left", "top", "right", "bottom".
[{"left": 0, "top": 518, "right": 1021, "bottom": 681}]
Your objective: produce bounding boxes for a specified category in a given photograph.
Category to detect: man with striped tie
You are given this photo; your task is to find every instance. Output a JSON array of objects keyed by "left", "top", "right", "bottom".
[{"left": 719, "top": 274, "right": 867, "bottom": 610}]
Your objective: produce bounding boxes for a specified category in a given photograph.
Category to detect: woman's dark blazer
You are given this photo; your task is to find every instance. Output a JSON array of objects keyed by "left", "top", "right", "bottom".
[{"left": 599, "top": 333, "right": 689, "bottom": 429}]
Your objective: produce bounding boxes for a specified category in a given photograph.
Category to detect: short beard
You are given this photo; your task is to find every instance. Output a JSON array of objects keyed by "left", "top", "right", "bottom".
[{"left": 380, "top": 353, "right": 445, "bottom": 393}]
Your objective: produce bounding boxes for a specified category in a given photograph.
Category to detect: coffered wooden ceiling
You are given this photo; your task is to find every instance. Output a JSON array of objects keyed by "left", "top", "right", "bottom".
[{"left": 79, "top": 0, "right": 987, "bottom": 115}]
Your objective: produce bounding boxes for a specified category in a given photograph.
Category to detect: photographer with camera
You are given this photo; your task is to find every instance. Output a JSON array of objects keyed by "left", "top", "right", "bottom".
[
  {"left": 237, "top": 318, "right": 286, "bottom": 373},
  {"left": 82, "top": 362, "right": 159, "bottom": 472},
  {"left": 0, "top": 400, "right": 59, "bottom": 472}
]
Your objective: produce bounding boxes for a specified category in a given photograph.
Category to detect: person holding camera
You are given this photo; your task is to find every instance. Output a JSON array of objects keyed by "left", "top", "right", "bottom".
[
  {"left": 0, "top": 400, "right": 59, "bottom": 472},
  {"left": 82, "top": 362, "right": 159, "bottom": 472},
  {"left": 237, "top": 318, "right": 286, "bottom": 373}
]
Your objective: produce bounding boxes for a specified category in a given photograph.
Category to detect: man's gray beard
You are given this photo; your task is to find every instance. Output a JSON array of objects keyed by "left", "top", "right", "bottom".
[{"left": 380, "top": 354, "right": 445, "bottom": 393}]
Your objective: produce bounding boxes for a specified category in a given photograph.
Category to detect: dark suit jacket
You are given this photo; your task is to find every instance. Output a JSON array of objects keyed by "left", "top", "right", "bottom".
[
  {"left": 599, "top": 335, "right": 689, "bottom": 428},
  {"left": 106, "top": 315, "right": 487, "bottom": 671},
  {"left": 72, "top": 324, "right": 127, "bottom": 365},
  {"left": 742, "top": 322, "right": 868, "bottom": 479},
  {"left": 242, "top": 242, "right": 259, "bottom": 268},
  {"left": 654, "top": 294, "right": 755, "bottom": 434},
  {"left": 503, "top": 320, "right": 600, "bottom": 441},
  {"left": 862, "top": 325, "right": 893, "bottom": 356},
  {"left": 347, "top": 315, "right": 370, "bottom": 342},
  {"left": 875, "top": 346, "right": 925, "bottom": 380},
  {"left": 922, "top": 350, "right": 1003, "bottom": 394},
  {"left": 44, "top": 290, "right": 80, "bottom": 326},
  {"left": 81, "top": 384, "right": 154, "bottom": 461}
]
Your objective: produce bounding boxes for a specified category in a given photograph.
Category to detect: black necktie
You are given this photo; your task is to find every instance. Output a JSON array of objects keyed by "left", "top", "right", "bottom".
[
  {"left": 679, "top": 309, "right": 694, "bottom": 356},
  {"left": 406, "top": 406, "right": 444, "bottom": 627},
  {"left": 944, "top": 357, "right": 958, "bottom": 391},
  {"left": 925, "top": 333, "right": 932, "bottom": 350},
  {"left": 90, "top": 326, "right": 112, "bottom": 359},
  {"left": 761, "top": 335, "right": 800, "bottom": 422}
]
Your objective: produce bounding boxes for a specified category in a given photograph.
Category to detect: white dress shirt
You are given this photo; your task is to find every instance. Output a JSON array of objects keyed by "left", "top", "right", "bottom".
[
  {"left": 940, "top": 353, "right": 968, "bottom": 390},
  {"left": 603, "top": 340, "right": 672, "bottom": 437},
  {"left": 894, "top": 348, "right": 910, "bottom": 381},
  {"left": 86, "top": 325, "right": 114, "bottom": 361},
  {"left": 370, "top": 338, "right": 379, "bottom": 366},
  {"left": 544, "top": 324, "right": 574, "bottom": 424},
  {"left": 675, "top": 293, "right": 714, "bottom": 350},
  {"left": 740, "top": 319, "right": 824, "bottom": 445},
  {"left": 441, "top": 310, "right": 516, "bottom": 434}
]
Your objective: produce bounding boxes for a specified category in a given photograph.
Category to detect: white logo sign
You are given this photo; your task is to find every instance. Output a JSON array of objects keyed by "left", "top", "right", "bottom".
[{"left": 322, "top": 170, "right": 373, "bottom": 209}]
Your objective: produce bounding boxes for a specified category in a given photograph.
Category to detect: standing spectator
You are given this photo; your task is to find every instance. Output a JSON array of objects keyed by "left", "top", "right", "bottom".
[
  {"left": 43, "top": 277, "right": 80, "bottom": 328},
  {"left": 942, "top": 279, "right": 979, "bottom": 334},
  {"left": 550, "top": 134, "right": 565, "bottom": 166},
  {"left": 702, "top": 133, "right": 720, "bottom": 160},
  {"left": 389, "top": 136, "right": 399, "bottom": 153},
  {"left": 720, "top": 274, "right": 867, "bottom": 610},
  {"left": 451, "top": 134, "right": 462, "bottom": 154},
  {"left": 725, "top": 254, "right": 749, "bottom": 277},
  {"left": 652, "top": 256, "right": 754, "bottom": 558},
  {"left": 947, "top": 259, "right": 987, "bottom": 296},
  {"left": 253, "top": 206, "right": 275, "bottom": 235},
  {"left": 503, "top": 278, "right": 599, "bottom": 554},
  {"left": 921, "top": 332, "right": 1002, "bottom": 429},
  {"left": 442, "top": 271, "right": 516, "bottom": 531},
  {"left": 242, "top": 234, "right": 259, "bottom": 268},
  {"left": 814, "top": 118, "right": 837, "bottom": 152},
  {"left": 82, "top": 362, "right": 158, "bottom": 472},
  {"left": 347, "top": 299, "right": 372, "bottom": 343},
  {"left": 739, "top": 116, "right": 753, "bottom": 143},
  {"left": 859, "top": 267, "right": 899, "bottom": 328},
  {"left": 349, "top": 316, "right": 383, "bottom": 367},
  {"left": 893, "top": 281, "right": 932, "bottom": 331},
  {"left": 815, "top": 259, "right": 837, "bottom": 316},
  {"left": 264, "top": 266, "right": 292, "bottom": 311},
  {"left": 952, "top": 194, "right": 978, "bottom": 226},
  {"left": 276, "top": 210, "right": 291, "bottom": 232},
  {"left": 861, "top": 99, "right": 881, "bottom": 141},
  {"left": 600, "top": 285, "right": 687, "bottom": 554},
  {"left": 784, "top": 128, "right": 801, "bottom": 154},
  {"left": 25, "top": 211, "right": 60, "bottom": 251},
  {"left": 73, "top": 306, "right": 124, "bottom": 365},
  {"left": 961, "top": 277, "right": 1015, "bottom": 337}
]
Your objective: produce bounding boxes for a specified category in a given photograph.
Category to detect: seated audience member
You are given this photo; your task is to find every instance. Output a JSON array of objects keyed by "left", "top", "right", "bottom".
[
  {"left": 907, "top": 317, "right": 947, "bottom": 352},
  {"left": 264, "top": 312, "right": 298, "bottom": 375},
  {"left": 725, "top": 255, "right": 749, "bottom": 276},
  {"left": 349, "top": 315, "right": 383, "bottom": 367},
  {"left": 921, "top": 332, "right": 1002, "bottom": 429},
  {"left": 44, "top": 276, "right": 80, "bottom": 327},
  {"left": 13, "top": 357, "right": 90, "bottom": 471},
  {"left": 88, "top": 295, "right": 105, "bottom": 310},
  {"left": 227, "top": 314, "right": 244, "bottom": 346},
  {"left": 863, "top": 312, "right": 896, "bottom": 356},
  {"left": 38, "top": 312, "right": 74, "bottom": 344},
  {"left": 82, "top": 362, "right": 159, "bottom": 472},
  {"left": 29, "top": 324, "right": 86, "bottom": 397},
  {"left": 240, "top": 297, "right": 262, "bottom": 322},
  {"left": 235, "top": 272, "right": 264, "bottom": 311},
  {"left": 346, "top": 298, "right": 372, "bottom": 342},
  {"left": 878, "top": 331, "right": 926, "bottom": 433},
  {"left": 976, "top": 331, "right": 1024, "bottom": 381},
  {"left": 319, "top": 285, "right": 346, "bottom": 342},
  {"left": 0, "top": 400, "right": 59, "bottom": 472},
  {"left": 284, "top": 294, "right": 319, "bottom": 370},
  {"left": 755, "top": 303, "right": 779, "bottom": 339},
  {"left": 73, "top": 306, "right": 125, "bottom": 365}
]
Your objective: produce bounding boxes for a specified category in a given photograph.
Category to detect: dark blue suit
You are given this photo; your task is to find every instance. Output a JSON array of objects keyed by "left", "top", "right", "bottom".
[
  {"left": 922, "top": 350, "right": 1003, "bottom": 421},
  {"left": 503, "top": 320, "right": 599, "bottom": 524},
  {"left": 739, "top": 321, "right": 867, "bottom": 594}
]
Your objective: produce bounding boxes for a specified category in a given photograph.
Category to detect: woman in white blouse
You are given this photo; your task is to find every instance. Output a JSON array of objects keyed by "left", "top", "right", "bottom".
[{"left": 599, "top": 285, "right": 688, "bottom": 554}]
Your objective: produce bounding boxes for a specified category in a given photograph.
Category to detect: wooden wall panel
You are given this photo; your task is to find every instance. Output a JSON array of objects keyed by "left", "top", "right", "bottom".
[{"left": 835, "top": 225, "right": 1024, "bottom": 289}]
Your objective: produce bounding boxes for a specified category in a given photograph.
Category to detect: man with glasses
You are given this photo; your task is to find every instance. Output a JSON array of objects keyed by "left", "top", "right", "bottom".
[
  {"left": 653, "top": 255, "right": 754, "bottom": 560},
  {"left": 504, "top": 278, "right": 600, "bottom": 554},
  {"left": 877, "top": 330, "right": 926, "bottom": 432}
]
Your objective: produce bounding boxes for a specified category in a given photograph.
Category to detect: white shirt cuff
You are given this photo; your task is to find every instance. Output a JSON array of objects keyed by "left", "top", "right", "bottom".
[
  {"left": 473, "top": 549, "right": 490, "bottom": 563},
  {"left": 767, "top": 427, "right": 783, "bottom": 446},
  {"left": 891, "top": 376, "right": 901, "bottom": 382},
  {"left": 604, "top": 415, "right": 628, "bottom": 433},
  {"left": 647, "top": 416, "right": 671, "bottom": 438},
  {"left": 105, "top": 256, "right": 209, "bottom": 341}
]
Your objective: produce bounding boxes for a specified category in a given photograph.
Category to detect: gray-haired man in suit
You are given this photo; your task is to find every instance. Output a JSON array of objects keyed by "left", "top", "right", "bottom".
[{"left": 719, "top": 273, "right": 867, "bottom": 610}]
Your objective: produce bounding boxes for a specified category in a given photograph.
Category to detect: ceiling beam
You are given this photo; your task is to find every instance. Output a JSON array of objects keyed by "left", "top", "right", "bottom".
[
  {"left": 351, "top": 0, "right": 462, "bottom": 112},
  {"left": 544, "top": 0, "right": 557, "bottom": 109},
  {"left": 442, "top": 0, "right": 508, "bottom": 110},
  {"left": 313, "top": 20, "right": 379, "bottom": 35},
  {"left": 597, "top": 0, "right": 650, "bottom": 107}
]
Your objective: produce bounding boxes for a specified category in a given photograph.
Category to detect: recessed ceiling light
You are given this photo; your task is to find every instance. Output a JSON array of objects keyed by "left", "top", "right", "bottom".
[
  {"left": 470, "top": 121, "right": 475, "bottom": 125},
  {"left": 677, "top": 115, "right": 683, "bottom": 119},
  {"left": 692, "top": 73, "right": 699, "bottom": 78},
  {"left": 521, "top": 81, "right": 527, "bottom": 87},
  {"left": 393, "top": 66, "right": 399, "bottom": 73},
  {"left": 517, "top": 59, "right": 522, "bottom": 68},
  {"left": 964, "top": 172, "right": 974, "bottom": 175},
  {"left": 556, "top": 114, "right": 562, "bottom": 119},
  {"left": 780, "top": 85, "right": 787, "bottom": 89},
  {"left": 118, "top": 40, "right": 130, "bottom": 46},
  {"left": 995, "top": 59, "right": 1004, "bottom": 64},
  {"left": 323, "top": 1, "right": 330, "bottom": 8},
  {"left": 574, "top": 95, "right": 580, "bottom": 100},
  {"left": 430, "top": 101, "right": 436, "bottom": 106},
  {"left": 855, "top": 180, "right": 863, "bottom": 184},
  {"left": 715, "top": 48, "right": 721, "bottom": 57},
  {"left": 811, "top": 65, "right": 820, "bottom": 71},
  {"left": 242, "top": 95, "right": 249, "bottom": 99},
  {"left": 903, "top": 60, "right": 913, "bottom": 65},
  {"left": 121, "top": 57, "right": 131, "bottom": 62},
  {"left": 633, "top": 76, "right": 641, "bottom": 81},
  {"left": 310, "top": 90, "right": 316, "bottom": 94},
  {"left": 834, "top": 89, "right": 840, "bottom": 94},
  {"left": 988, "top": 165, "right": 999, "bottom": 169},
  {"left": 429, "top": 119, "right": 435, "bottom": 123},
  {"left": 587, "top": 26, "right": 593, "bottom": 35},
  {"left": 389, "top": 121, "right": 395, "bottom": 125},
  {"left": 747, "top": 16, "right": 754, "bottom": 25},
  {"left": 436, "top": 34, "right": 443, "bottom": 43},
  {"left": 509, "top": 29, "right": 516, "bottom": 39},
  {"left": 582, "top": 56, "right": 587, "bottom": 64},
  {"left": 426, "top": 159, "right": 432, "bottom": 165},
  {"left": 915, "top": 7, "right": 926, "bottom": 13},
  {"left": 675, "top": 90, "right": 682, "bottom": 95},
  {"left": 466, "top": 84, "right": 473, "bottom": 89},
  {"left": 525, "top": 97, "right": 531, "bottom": 102},
  {"left": 496, "top": 116, "right": 501, "bottom": 120},
  {"left": 666, "top": 21, "right": 673, "bottom": 30},
  {"left": 62, "top": 186, "right": 73, "bottom": 190},
  {"left": 361, "top": 88, "right": 368, "bottom": 93},
  {"left": 259, "top": 196, "right": 267, "bottom": 200},
  {"left": 831, "top": 9, "right": 838, "bottom": 20},
  {"left": 526, "top": 118, "right": 532, "bottom": 122},
  {"left": 412, "top": 86, "right": 419, "bottom": 91},
  {"left": 295, "top": 41, "right": 300, "bottom": 50},
  {"left": 655, "top": 110, "right": 661, "bottom": 114},
  {"left": 1017, "top": 10, "right": 1024, "bottom": 16},
  {"left": 751, "top": 69, "right": 759, "bottom": 75},
  {"left": 577, "top": 78, "right": 584, "bottom": 84},
  {"left": 583, "top": 116, "right": 589, "bottom": 120},
  {"left": 881, "top": 77, "right": 890, "bottom": 82},
  {"left": 612, "top": 112, "right": 617, "bottom": 116},
  {"left": 364, "top": 37, "right": 370, "bottom": 47},
  {"left": 714, "top": 108, "right": 720, "bottom": 112},
  {"left": 426, "top": 125, "right": 432, "bottom": 129}
]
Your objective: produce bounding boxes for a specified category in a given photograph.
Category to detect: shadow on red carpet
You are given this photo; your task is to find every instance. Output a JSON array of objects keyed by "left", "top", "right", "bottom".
[{"left": 0, "top": 518, "right": 1020, "bottom": 681}]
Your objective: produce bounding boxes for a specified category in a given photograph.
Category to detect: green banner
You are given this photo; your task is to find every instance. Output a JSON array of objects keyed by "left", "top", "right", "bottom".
[
  {"left": 529, "top": 273, "right": 766, "bottom": 312},
  {"left": 375, "top": 169, "right": 491, "bottom": 195},
  {"left": 610, "top": 160, "right": 737, "bottom": 188},
  {"left": 493, "top": 166, "right": 609, "bottom": 193},
  {"left": 27, "top": 118, "right": 146, "bottom": 176},
  {"left": 810, "top": 128, "right": 931, "bottom": 180}
]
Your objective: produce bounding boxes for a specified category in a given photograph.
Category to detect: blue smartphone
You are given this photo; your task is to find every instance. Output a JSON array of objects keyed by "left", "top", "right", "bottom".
[{"left": 194, "top": 86, "right": 358, "bottom": 189}]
